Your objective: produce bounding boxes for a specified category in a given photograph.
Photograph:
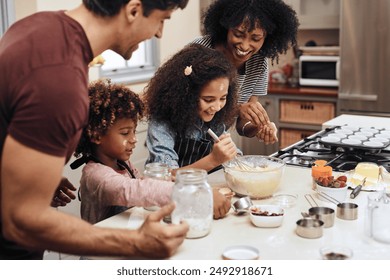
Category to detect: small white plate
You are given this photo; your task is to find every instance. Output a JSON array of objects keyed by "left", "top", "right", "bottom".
[{"left": 222, "top": 245, "right": 259, "bottom": 260}]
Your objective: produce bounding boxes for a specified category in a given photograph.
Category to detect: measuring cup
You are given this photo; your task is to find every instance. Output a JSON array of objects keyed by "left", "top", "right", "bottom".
[
  {"left": 296, "top": 218, "right": 324, "bottom": 239},
  {"left": 316, "top": 190, "right": 358, "bottom": 220},
  {"left": 304, "top": 194, "right": 335, "bottom": 228},
  {"left": 366, "top": 191, "right": 390, "bottom": 244},
  {"left": 232, "top": 196, "right": 253, "bottom": 215}
]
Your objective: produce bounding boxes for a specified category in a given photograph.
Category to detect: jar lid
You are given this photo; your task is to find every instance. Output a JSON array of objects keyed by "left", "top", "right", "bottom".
[
  {"left": 314, "top": 160, "right": 328, "bottom": 167},
  {"left": 312, "top": 161, "right": 332, "bottom": 178}
]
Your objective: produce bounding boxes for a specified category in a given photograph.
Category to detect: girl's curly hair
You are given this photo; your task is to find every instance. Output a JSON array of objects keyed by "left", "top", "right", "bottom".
[
  {"left": 202, "top": 0, "right": 299, "bottom": 63},
  {"left": 143, "top": 44, "right": 238, "bottom": 135},
  {"left": 74, "top": 79, "right": 144, "bottom": 157}
]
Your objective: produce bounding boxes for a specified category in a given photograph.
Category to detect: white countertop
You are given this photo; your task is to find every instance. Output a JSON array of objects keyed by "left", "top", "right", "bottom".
[
  {"left": 91, "top": 166, "right": 390, "bottom": 260},
  {"left": 322, "top": 114, "right": 390, "bottom": 130}
]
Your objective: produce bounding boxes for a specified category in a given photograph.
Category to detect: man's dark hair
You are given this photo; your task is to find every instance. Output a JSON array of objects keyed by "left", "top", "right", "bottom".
[{"left": 83, "top": 0, "right": 189, "bottom": 17}]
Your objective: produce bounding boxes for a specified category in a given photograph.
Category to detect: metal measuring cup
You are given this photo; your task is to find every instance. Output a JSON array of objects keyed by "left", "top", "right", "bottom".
[
  {"left": 316, "top": 190, "right": 358, "bottom": 220},
  {"left": 296, "top": 218, "right": 324, "bottom": 239},
  {"left": 303, "top": 194, "right": 335, "bottom": 228},
  {"left": 231, "top": 196, "right": 253, "bottom": 215}
]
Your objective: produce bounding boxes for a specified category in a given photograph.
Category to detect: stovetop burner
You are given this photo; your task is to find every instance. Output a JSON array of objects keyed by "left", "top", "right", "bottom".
[{"left": 271, "top": 126, "right": 390, "bottom": 172}]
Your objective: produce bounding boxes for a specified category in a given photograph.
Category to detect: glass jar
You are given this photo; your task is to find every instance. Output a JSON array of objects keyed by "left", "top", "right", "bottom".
[
  {"left": 143, "top": 163, "right": 171, "bottom": 212},
  {"left": 143, "top": 162, "right": 171, "bottom": 181},
  {"left": 312, "top": 160, "right": 332, "bottom": 190},
  {"left": 171, "top": 169, "right": 213, "bottom": 239},
  {"left": 365, "top": 190, "right": 390, "bottom": 244}
]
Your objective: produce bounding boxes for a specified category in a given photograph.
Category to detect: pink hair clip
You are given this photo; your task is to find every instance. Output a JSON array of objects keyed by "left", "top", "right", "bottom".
[{"left": 184, "top": 65, "right": 192, "bottom": 76}]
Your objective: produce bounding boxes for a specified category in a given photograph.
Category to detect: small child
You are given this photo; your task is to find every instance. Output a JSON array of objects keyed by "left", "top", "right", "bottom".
[{"left": 71, "top": 79, "right": 173, "bottom": 224}]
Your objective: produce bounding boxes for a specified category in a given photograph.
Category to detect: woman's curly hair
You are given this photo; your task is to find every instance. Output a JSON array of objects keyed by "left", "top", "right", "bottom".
[
  {"left": 74, "top": 79, "right": 144, "bottom": 157},
  {"left": 143, "top": 44, "right": 238, "bottom": 135},
  {"left": 202, "top": 0, "right": 299, "bottom": 63}
]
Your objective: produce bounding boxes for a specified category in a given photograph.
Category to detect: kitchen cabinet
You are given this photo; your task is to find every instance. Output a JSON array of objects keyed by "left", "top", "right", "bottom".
[
  {"left": 285, "top": 0, "right": 340, "bottom": 29},
  {"left": 278, "top": 95, "right": 336, "bottom": 148}
]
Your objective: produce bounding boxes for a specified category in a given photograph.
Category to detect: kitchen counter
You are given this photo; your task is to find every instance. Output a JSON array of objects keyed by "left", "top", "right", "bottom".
[
  {"left": 88, "top": 166, "right": 390, "bottom": 260},
  {"left": 268, "top": 83, "right": 338, "bottom": 98}
]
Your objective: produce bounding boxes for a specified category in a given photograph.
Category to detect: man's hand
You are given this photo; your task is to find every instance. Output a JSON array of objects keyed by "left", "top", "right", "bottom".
[
  {"left": 51, "top": 177, "right": 77, "bottom": 207},
  {"left": 135, "top": 203, "right": 189, "bottom": 258}
]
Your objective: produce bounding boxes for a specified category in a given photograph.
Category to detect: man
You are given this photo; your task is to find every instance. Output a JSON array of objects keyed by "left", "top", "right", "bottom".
[{"left": 0, "top": 0, "right": 189, "bottom": 260}]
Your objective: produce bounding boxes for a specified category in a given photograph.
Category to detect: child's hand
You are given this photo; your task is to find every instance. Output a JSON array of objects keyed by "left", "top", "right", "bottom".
[
  {"left": 211, "top": 133, "right": 237, "bottom": 164},
  {"left": 212, "top": 188, "right": 231, "bottom": 219}
]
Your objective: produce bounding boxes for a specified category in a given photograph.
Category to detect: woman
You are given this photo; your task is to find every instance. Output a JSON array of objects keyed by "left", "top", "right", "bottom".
[{"left": 193, "top": 0, "right": 299, "bottom": 144}]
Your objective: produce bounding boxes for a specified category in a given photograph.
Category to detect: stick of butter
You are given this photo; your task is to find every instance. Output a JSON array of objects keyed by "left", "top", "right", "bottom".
[{"left": 351, "top": 162, "right": 379, "bottom": 187}]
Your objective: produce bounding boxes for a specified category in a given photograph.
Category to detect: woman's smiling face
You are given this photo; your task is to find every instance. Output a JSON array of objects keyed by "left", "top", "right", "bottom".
[
  {"left": 224, "top": 20, "right": 266, "bottom": 68},
  {"left": 198, "top": 77, "right": 229, "bottom": 122}
]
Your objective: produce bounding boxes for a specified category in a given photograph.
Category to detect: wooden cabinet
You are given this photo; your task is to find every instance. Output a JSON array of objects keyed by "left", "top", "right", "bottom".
[
  {"left": 277, "top": 95, "right": 336, "bottom": 149},
  {"left": 280, "top": 128, "right": 317, "bottom": 149},
  {"left": 285, "top": 0, "right": 340, "bottom": 29},
  {"left": 280, "top": 100, "right": 335, "bottom": 125}
]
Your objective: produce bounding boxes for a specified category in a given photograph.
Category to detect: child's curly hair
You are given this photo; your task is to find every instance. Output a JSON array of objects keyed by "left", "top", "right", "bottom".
[
  {"left": 202, "top": 0, "right": 299, "bottom": 63},
  {"left": 143, "top": 44, "right": 238, "bottom": 135},
  {"left": 74, "top": 79, "right": 144, "bottom": 157}
]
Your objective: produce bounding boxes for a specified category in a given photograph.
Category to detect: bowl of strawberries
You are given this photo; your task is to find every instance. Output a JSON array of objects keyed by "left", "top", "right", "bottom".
[{"left": 315, "top": 175, "right": 348, "bottom": 203}]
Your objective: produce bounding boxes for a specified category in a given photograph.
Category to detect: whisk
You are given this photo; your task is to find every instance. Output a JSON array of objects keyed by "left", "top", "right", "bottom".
[{"left": 207, "top": 128, "right": 256, "bottom": 171}]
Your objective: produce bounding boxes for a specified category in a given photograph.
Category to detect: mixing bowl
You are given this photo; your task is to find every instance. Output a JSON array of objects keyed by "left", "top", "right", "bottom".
[{"left": 223, "top": 155, "right": 285, "bottom": 199}]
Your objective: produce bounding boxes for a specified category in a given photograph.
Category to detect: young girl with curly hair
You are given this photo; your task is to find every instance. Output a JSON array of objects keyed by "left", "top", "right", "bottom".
[
  {"left": 193, "top": 0, "right": 299, "bottom": 144},
  {"left": 144, "top": 44, "right": 239, "bottom": 174},
  {"left": 71, "top": 79, "right": 175, "bottom": 224},
  {"left": 72, "top": 79, "right": 231, "bottom": 221}
]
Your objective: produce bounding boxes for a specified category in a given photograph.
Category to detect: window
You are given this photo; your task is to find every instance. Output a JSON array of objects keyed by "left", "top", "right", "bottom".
[
  {"left": 1, "top": 0, "right": 158, "bottom": 85},
  {"left": 0, "top": 0, "right": 15, "bottom": 36},
  {"left": 99, "top": 39, "right": 160, "bottom": 84}
]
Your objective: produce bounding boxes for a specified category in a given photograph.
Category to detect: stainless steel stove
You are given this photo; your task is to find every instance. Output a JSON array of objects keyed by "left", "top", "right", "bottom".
[{"left": 271, "top": 126, "right": 390, "bottom": 172}]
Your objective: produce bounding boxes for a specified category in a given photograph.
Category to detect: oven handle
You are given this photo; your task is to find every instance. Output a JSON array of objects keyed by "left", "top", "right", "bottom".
[{"left": 338, "top": 93, "right": 378, "bottom": 101}]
